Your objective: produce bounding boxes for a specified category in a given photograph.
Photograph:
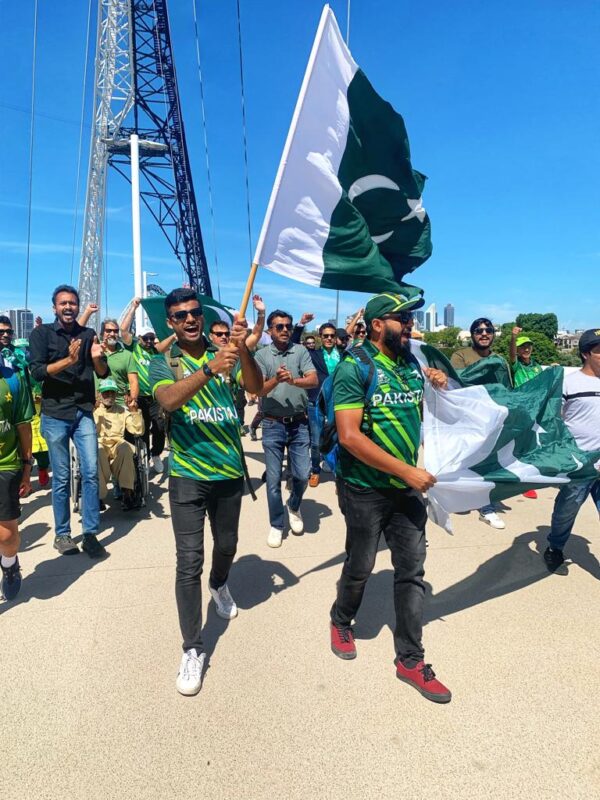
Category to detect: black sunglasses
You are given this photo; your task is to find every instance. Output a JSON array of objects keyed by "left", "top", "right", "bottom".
[
  {"left": 212, "top": 331, "right": 230, "bottom": 338},
  {"left": 473, "top": 326, "right": 494, "bottom": 335},
  {"left": 170, "top": 307, "right": 203, "bottom": 322},
  {"left": 141, "top": 335, "right": 156, "bottom": 342},
  {"left": 272, "top": 323, "right": 293, "bottom": 332},
  {"left": 104, "top": 328, "right": 119, "bottom": 334},
  {"left": 381, "top": 311, "right": 414, "bottom": 323},
  {"left": 0, "top": 329, "right": 13, "bottom": 336},
  {"left": 321, "top": 333, "right": 335, "bottom": 339}
]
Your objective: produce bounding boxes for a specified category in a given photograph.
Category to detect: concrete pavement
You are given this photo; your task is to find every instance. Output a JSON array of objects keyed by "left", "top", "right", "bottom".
[{"left": 2, "top": 438, "right": 599, "bottom": 800}]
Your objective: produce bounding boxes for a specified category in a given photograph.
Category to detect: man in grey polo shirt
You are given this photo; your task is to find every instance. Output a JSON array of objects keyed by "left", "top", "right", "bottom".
[{"left": 254, "top": 309, "right": 318, "bottom": 548}]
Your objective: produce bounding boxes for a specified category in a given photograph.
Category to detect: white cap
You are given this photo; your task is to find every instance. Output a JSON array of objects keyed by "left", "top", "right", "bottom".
[{"left": 139, "top": 327, "right": 155, "bottom": 337}]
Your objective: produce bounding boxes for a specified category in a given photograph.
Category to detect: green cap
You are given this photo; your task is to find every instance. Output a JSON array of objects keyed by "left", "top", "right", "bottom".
[
  {"left": 516, "top": 336, "right": 533, "bottom": 348},
  {"left": 364, "top": 286, "right": 425, "bottom": 324},
  {"left": 98, "top": 377, "right": 118, "bottom": 393}
]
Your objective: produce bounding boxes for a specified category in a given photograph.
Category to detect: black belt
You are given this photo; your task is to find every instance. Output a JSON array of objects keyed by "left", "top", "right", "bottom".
[{"left": 263, "top": 412, "right": 307, "bottom": 424}]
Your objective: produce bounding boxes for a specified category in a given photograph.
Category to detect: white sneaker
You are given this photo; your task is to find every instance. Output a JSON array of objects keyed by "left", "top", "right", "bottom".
[
  {"left": 267, "top": 527, "right": 283, "bottom": 548},
  {"left": 287, "top": 503, "right": 304, "bottom": 535},
  {"left": 176, "top": 649, "right": 205, "bottom": 696},
  {"left": 209, "top": 583, "right": 238, "bottom": 619},
  {"left": 479, "top": 511, "right": 506, "bottom": 530},
  {"left": 152, "top": 455, "right": 164, "bottom": 474}
]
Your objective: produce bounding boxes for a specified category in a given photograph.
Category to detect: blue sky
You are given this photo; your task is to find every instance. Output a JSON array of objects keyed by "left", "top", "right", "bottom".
[{"left": 1, "top": 0, "right": 598, "bottom": 332}]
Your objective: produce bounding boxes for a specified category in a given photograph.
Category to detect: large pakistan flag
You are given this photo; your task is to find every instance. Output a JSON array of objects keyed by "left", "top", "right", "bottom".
[
  {"left": 411, "top": 342, "right": 600, "bottom": 532},
  {"left": 254, "top": 5, "right": 431, "bottom": 293}
]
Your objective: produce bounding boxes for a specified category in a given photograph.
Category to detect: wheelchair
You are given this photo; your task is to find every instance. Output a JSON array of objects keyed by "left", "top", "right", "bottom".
[{"left": 70, "top": 436, "right": 150, "bottom": 513}]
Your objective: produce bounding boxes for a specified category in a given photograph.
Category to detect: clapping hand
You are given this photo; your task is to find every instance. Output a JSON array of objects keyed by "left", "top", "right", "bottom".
[
  {"left": 252, "top": 295, "right": 266, "bottom": 314},
  {"left": 90, "top": 336, "right": 105, "bottom": 360},
  {"left": 66, "top": 338, "right": 82, "bottom": 365}
]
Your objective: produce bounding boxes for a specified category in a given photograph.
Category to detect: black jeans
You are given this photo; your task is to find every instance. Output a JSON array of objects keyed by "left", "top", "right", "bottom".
[
  {"left": 330, "top": 479, "right": 427, "bottom": 666},
  {"left": 137, "top": 394, "right": 165, "bottom": 457},
  {"left": 169, "top": 475, "right": 244, "bottom": 652}
]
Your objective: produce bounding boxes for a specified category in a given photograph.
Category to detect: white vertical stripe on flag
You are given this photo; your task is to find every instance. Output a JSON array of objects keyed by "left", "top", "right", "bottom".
[{"left": 253, "top": 5, "right": 358, "bottom": 285}]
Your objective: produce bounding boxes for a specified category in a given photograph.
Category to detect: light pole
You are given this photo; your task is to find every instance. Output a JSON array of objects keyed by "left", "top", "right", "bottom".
[{"left": 142, "top": 271, "right": 158, "bottom": 329}]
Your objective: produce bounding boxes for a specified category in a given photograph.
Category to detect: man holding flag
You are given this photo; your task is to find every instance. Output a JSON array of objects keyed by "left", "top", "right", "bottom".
[
  {"left": 329, "top": 290, "right": 452, "bottom": 704},
  {"left": 544, "top": 329, "right": 600, "bottom": 574}
]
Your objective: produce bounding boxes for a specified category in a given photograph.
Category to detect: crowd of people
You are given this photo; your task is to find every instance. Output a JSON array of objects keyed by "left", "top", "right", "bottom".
[{"left": 0, "top": 283, "right": 598, "bottom": 705}]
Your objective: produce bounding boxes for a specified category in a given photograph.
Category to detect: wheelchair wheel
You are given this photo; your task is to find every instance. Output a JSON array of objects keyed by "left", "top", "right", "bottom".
[
  {"left": 134, "top": 438, "right": 150, "bottom": 507},
  {"left": 69, "top": 440, "right": 81, "bottom": 513}
]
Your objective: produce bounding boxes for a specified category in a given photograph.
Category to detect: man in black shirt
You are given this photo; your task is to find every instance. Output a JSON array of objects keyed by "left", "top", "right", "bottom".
[{"left": 29, "top": 285, "right": 109, "bottom": 558}]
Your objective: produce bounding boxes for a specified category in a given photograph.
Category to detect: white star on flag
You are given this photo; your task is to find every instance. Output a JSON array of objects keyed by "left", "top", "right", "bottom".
[{"left": 401, "top": 197, "right": 426, "bottom": 223}]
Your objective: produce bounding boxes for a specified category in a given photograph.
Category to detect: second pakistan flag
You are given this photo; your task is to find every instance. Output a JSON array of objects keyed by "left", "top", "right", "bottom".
[{"left": 254, "top": 4, "right": 432, "bottom": 294}]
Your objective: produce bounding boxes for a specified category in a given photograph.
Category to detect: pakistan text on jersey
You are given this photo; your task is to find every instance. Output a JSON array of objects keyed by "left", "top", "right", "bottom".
[
  {"left": 371, "top": 389, "right": 423, "bottom": 406},
  {"left": 187, "top": 406, "right": 239, "bottom": 424}
]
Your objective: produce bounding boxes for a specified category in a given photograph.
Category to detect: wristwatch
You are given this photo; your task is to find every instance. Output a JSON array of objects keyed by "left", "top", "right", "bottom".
[
  {"left": 21, "top": 458, "right": 35, "bottom": 467},
  {"left": 202, "top": 363, "right": 214, "bottom": 379}
]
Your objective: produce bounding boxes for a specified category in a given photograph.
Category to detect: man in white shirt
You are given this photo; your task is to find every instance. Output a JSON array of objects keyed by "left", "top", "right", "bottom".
[{"left": 544, "top": 329, "right": 600, "bottom": 573}]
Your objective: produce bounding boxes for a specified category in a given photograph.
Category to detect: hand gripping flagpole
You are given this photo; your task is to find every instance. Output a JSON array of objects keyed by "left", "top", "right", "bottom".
[{"left": 238, "top": 4, "right": 333, "bottom": 318}]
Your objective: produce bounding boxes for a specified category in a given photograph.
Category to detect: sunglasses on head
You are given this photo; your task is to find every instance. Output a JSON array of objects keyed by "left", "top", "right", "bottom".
[
  {"left": 0, "top": 328, "right": 13, "bottom": 335},
  {"left": 170, "top": 307, "right": 203, "bottom": 322},
  {"left": 272, "top": 323, "right": 293, "bottom": 332},
  {"left": 473, "top": 326, "right": 494, "bottom": 335}
]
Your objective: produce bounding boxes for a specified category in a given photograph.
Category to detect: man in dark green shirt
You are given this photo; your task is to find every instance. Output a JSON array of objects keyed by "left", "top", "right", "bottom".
[
  {"left": 150, "top": 288, "right": 263, "bottom": 697},
  {"left": 329, "top": 290, "right": 452, "bottom": 704}
]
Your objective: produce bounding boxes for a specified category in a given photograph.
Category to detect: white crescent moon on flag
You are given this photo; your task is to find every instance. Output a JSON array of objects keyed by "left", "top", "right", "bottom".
[{"left": 347, "top": 174, "right": 399, "bottom": 245}]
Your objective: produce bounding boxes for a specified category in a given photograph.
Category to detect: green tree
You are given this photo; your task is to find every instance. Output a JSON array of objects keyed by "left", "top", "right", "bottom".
[
  {"left": 494, "top": 329, "right": 559, "bottom": 365},
  {"left": 515, "top": 313, "right": 558, "bottom": 341},
  {"left": 423, "top": 326, "right": 461, "bottom": 349}
]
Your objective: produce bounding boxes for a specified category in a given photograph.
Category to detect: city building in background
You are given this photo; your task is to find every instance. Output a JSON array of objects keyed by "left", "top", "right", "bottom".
[
  {"left": 1, "top": 308, "right": 34, "bottom": 340},
  {"left": 444, "top": 303, "right": 455, "bottom": 327},
  {"left": 425, "top": 303, "right": 437, "bottom": 332}
]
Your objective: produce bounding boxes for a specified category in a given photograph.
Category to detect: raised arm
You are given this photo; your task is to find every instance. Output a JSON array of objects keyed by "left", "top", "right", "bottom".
[
  {"left": 155, "top": 333, "right": 176, "bottom": 353},
  {"left": 345, "top": 308, "right": 364, "bottom": 337},
  {"left": 119, "top": 297, "right": 141, "bottom": 346},
  {"left": 245, "top": 295, "right": 266, "bottom": 352},
  {"left": 509, "top": 326, "right": 521, "bottom": 364},
  {"left": 78, "top": 303, "right": 98, "bottom": 327}
]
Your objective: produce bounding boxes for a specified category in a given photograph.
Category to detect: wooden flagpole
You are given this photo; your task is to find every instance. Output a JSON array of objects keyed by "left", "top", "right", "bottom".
[{"left": 238, "top": 261, "right": 259, "bottom": 319}]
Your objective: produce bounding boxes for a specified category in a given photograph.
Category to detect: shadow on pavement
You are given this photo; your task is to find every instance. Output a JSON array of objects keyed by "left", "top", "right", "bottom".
[
  {"left": 201, "top": 554, "right": 300, "bottom": 674},
  {"left": 0, "top": 483, "right": 169, "bottom": 616}
]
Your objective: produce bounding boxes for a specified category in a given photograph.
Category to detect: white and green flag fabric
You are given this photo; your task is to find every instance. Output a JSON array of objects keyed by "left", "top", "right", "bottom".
[
  {"left": 410, "top": 342, "right": 600, "bottom": 533},
  {"left": 254, "top": 5, "right": 431, "bottom": 294}
]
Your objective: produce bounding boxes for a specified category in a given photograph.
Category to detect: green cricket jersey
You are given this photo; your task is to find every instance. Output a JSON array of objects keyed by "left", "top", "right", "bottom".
[
  {"left": 511, "top": 358, "right": 542, "bottom": 388},
  {"left": 127, "top": 339, "right": 160, "bottom": 397},
  {"left": 94, "top": 344, "right": 137, "bottom": 402},
  {"left": 149, "top": 343, "right": 244, "bottom": 481},
  {"left": 0, "top": 365, "right": 34, "bottom": 471},
  {"left": 333, "top": 339, "right": 424, "bottom": 490}
]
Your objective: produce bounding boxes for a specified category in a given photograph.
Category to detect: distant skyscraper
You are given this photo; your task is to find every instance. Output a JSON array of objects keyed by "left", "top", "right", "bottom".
[
  {"left": 414, "top": 309, "right": 425, "bottom": 328},
  {"left": 444, "top": 303, "right": 455, "bottom": 327},
  {"left": 425, "top": 303, "right": 437, "bottom": 332},
  {"left": 5, "top": 309, "right": 34, "bottom": 340}
]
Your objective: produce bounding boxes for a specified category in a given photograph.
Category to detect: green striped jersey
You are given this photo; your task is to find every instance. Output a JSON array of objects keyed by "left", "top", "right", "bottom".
[
  {"left": 333, "top": 339, "right": 423, "bottom": 489},
  {"left": 149, "top": 345, "right": 243, "bottom": 481},
  {"left": 127, "top": 339, "right": 161, "bottom": 397}
]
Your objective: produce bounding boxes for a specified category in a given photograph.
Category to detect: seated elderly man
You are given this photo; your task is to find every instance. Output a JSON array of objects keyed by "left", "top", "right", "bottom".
[{"left": 94, "top": 378, "right": 144, "bottom": 510}]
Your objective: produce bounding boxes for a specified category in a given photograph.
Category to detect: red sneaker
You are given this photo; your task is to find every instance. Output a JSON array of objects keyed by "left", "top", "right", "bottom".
[
  {"left": 396, "top": 660, "right": 451, "bottom": 703},
  {"left": 523, "top": 490, "right": 537, "bottom": 499},
  {"left": 38, "top": 468, "right": 50, "bottom": 488},
  {"left": 330, "top": 623, "right": 357, "bottom": 660}
]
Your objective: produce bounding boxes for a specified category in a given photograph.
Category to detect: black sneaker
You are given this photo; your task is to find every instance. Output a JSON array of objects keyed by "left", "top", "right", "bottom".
[
  {"left": 54, "top": 535, "right": 79, "bottom": 555},
  {"left": 543, "top": 546, "right": 567, "bottom": 575},
  {"left": 1, "top": 557, "right": 22, "bottom": 601},
  {"left": 81, "top": 534, "right": 108, "bottom": 559},
  {"left": 249, "top": 430, "right": 258, "bottom": 442}
]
